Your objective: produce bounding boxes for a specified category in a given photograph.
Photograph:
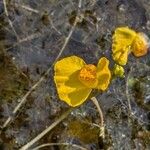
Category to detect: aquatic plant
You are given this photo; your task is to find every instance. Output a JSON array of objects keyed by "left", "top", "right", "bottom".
[
  {"left": 54, "top": 56, "right": 111, "bottom": 107},
  {"left": 112, "top": 27, "right": 149, "bottom": 65}
]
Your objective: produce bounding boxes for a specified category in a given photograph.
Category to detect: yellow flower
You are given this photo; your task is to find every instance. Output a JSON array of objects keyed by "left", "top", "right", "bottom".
[
  {"left": 112, "top": 27, "right": 149, "bottom": 65},
  {"left": 113, "top": 64, "right": 125, "bottom": 78},
  {"left": 54, "top": 56, "right": 111, "bottom": 107},
  {"left": 112, "top": 26, "right": 137, "bottom": 65}
]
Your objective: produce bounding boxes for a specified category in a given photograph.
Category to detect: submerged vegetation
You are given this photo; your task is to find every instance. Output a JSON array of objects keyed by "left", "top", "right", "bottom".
[{"left": 0, "top": 45, "right": 29, "bottom": 102}]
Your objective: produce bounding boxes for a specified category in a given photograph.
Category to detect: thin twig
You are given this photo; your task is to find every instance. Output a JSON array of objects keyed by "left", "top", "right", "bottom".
[
  {"left": 31, "top": 142, "right": 87, "bottom": 150},
  {"left": 16, "top": 3, "right": 39, "bottom": 14},
  {"left": 50, "top": 17, "right": 62, "bottom": 35},
  {"left": 5, "top": 32, "right": 43, "bottom": 52},
  {"left": 91, "top": 97, "right": 105, "bottom": 138},
  {"left": 3, "top": 0, "right": 19, "bottom": 40},
  {"left": 125, "top": 67, "right": 132, "bottom": 123},
  {"left": 1, "top": 0, "right": 82, "bottom": 129},
  {"left": 18, "top": 33, "right": 42, "bottom": 43},
  {"left": 19, "top": 108, "right": 73, "bottom": 150}
]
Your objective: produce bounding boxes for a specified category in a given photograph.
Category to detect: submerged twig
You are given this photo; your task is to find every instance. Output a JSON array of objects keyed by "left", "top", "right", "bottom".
[
  {"left": 31, "top": 142, "right": 87, "bottom": 150},
  {"left": 91, "top": 97, "right": 105, "bottom": 138},
  {"left": 1, "top": 0, "right": 82, "bottom": 130},
  {"left": 15, "top": 3, "right": 39, "bottom": 14},
  {"left": 3, "top": 0, "right": 19, "bottom": 40},
  {"left": 19, "top": 108, "right": 73, "bottom": 150},
  {"left": 5, "top": 32, "right": 43, "bottom": 52}
]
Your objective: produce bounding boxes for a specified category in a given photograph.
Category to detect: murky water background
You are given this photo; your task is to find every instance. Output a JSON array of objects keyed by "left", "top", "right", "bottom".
[{"left": 0, "top": 0, "right": 150, "bottom": 149}]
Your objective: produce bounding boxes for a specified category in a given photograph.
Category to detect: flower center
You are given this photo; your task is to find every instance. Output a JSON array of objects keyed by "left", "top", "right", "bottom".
[{"left": 78, "top": 64, "right": 98, "bottom": 88}]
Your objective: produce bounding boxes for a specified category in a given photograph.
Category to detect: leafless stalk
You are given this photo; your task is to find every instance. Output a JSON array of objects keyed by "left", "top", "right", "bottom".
[
  {"left": 91, "top": 97, "right": 104, "bottom": 127},
  {"left": 91, "top": 97, "right": 105, "bottom": 138}
]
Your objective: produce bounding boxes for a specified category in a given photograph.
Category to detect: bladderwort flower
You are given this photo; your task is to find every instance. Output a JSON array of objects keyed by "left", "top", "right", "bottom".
[
  {"left": 54, "top": 56, "right": 111, "bottom": 107},
  {"left": 112, "top": 26, "right": 149, "bottom": 65}
]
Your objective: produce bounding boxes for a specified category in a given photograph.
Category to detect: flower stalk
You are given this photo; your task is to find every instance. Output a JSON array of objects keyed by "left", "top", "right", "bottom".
[{"left": 91, "top": 97, "right": 105, "bottom": 138}]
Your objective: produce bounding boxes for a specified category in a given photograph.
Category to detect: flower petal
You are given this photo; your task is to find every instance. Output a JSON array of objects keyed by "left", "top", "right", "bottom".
[
  {"left": 55, "top": 86, "right": 91, "bottom": 107},
  {"left": 113, "top": 47, "right": 128, "bottom": 66},
  {"left": 54, "top": 56, "right": 91, "bottom": 107},
  {"left": 55, "top": 71, "right": 92, "bottom": 107},
  {"left": 54, "top": 55, "right": 86, "bottom": 77},
  {"left": 68, "top": 88, "right": 92, "bottom": 107},
  {"left": 112, "top": 27, "right": 137, "bottom": 65},
  {"left": 96, "top": 57, "right": 111, "bottom": 91}
]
